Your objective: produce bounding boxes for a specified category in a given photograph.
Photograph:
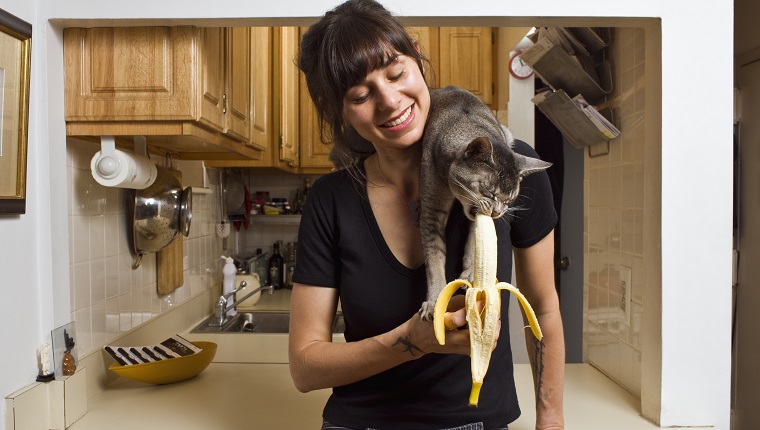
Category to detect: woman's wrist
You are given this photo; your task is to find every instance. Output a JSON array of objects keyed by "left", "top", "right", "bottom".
[{"left": 386, "top": 315, "right": 429, "bottom": 360}]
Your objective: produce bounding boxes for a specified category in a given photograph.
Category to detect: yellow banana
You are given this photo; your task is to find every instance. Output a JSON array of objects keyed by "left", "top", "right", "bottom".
[{"left": 433, "top": 214, "right": 543, "bottom": 407}]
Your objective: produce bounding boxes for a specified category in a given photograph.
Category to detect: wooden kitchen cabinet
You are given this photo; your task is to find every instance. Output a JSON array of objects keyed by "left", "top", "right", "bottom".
[
  {"left": 208, "top": 27, "right": 300, "bottom": 172},
  {"left": 298, "top": 71, "right": 333, "bottom": 173},
  {"left": 279, "top": 26, "right": 300, "bottom": 167},
  {"left": 298, "top": 26, "right": 333, "bottom": 173},
  {"left": 64, "top": 26, "right": 262, "bottom": 160},
  {"left": 250, "top": 27, "right": 273, "bottom": 152},
  {"left": 206, "top": 26, "right": 494, "bottom": 172},
  {"left": 438, "top": 27, "right": 495, "bottom": 106},
  {"left": 225, "top": 27, "right": 254, "bottom": 144},
  {"left": 209, "top": 27, "right": 335, "bottom": 174},
  {"left": 406, "top": 27, "right": 438, "bottom": 84},
  {"left": 399, "top": 27, "right": 496, "bottom": 107}
]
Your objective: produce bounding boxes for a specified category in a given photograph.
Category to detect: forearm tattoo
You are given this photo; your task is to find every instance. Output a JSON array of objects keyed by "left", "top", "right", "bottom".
[
  {"left": 532, "top": 337, "right": 546, "bottom": 399},
  {"left": 393, "top": 336, "right": 425, "bottom": 357}
]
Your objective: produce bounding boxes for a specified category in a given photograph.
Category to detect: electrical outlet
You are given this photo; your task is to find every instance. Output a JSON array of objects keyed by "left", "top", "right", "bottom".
[{"left": 619, "top": 265, "right": 632, "bottom": 326}]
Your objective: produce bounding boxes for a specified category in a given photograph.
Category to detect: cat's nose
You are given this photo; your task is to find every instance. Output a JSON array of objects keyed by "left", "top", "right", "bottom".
[{"left": 492, "top": 204, "right": 507, "bottom": 218}]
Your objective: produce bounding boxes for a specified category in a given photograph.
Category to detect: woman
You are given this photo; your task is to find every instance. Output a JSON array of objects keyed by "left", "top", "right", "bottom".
[{"left": 289, "top": 1, "right": 565, "bottom": 429}]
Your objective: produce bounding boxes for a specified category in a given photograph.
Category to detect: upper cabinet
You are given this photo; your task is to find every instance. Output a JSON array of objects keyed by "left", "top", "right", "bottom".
[
  {"left": 404, "top": 27, "right": 496, "bottom": 107},
  {"left": 64, "top": 26, "right": 494, "bottom": 166},
  {"left": 279, "top": 26, "right": 300, "bottom": 167},
  {"left": 207, "top": 27, "right": 334, "bottom": 174},
  {"left": 250, "top": 27, "right": 273, "bottom": 152},
  {"left": 437, "top": 27, "right": 495, "bottom": 107},
  {"left": 207, "top": 27, "right": 308, "bottom": 173},
  {"left": 225, "top": 27, "right": 254, "bottom": 143},
  {"left": 299, "top": 69, "right": 332, "bottom": 172},
  {"left": 64, "top": 26, "right": 262, "bottom": 160}
]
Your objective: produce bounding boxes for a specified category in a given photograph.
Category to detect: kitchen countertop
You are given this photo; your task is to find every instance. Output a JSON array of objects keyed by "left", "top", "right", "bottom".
[
  {"left": 68, "top": 362, "right": 700, "bottom": 430},
  {"left": 65, "top": 290, "right": 703, "bottom": 430}
]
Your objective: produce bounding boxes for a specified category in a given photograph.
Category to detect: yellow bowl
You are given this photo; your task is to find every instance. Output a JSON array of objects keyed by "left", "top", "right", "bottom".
[{"left": 108, "top": 341, "right": 217, "bottom": 385}]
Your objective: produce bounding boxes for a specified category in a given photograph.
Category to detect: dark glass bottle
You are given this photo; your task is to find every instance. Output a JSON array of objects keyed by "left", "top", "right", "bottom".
[
  {"left": 303, "top": 178, "right": 312, "bottom": 197},
  {"left": 268, "top": 242, "right": 285, "bottom": 289}
]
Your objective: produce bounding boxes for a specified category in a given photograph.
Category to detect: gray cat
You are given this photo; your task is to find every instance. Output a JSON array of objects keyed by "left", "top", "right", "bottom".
[
  {"left": 417, "top": 85, "right": 550, "bottom": 320},
  {"left": 330, "top": 85, "right": 551, "bottom": 320}
]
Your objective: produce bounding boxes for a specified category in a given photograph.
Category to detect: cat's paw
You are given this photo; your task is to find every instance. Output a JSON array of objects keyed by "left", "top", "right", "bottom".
[{"left": 419, "top": 301, "right": 435, "bottom": 322}]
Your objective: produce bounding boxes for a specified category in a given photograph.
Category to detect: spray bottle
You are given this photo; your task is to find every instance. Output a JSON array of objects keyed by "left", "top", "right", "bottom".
[{"left": 221, "top": 255, "right": 237, "bottom": 316}]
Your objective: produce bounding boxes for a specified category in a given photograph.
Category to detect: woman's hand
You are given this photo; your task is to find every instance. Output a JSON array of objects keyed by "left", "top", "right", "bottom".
[{"left": 404, "top": 296, "right": 501, "bottom": 357}]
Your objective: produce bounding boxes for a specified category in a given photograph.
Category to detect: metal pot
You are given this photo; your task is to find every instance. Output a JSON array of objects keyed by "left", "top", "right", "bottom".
[{"left": 131, "top": 166, "right": 192, "bottom": 268}]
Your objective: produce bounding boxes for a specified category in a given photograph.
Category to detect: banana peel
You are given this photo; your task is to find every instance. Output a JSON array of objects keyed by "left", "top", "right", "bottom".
[{"left": 433, "top": 214, "right": 543, "bottom": 407}]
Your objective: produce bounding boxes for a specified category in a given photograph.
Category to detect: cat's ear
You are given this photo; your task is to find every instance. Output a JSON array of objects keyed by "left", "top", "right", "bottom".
[
  {"left": 464, "top": 137, "right": 494, "bottom": 163},
  {"left": 515, "top": 153, "right": 552, "bottom": 177}
]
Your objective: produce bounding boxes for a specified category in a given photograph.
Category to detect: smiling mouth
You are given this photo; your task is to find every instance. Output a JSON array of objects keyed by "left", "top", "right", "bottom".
[{"left": 381, "top": 106, "right": 413, "bottom": 128}]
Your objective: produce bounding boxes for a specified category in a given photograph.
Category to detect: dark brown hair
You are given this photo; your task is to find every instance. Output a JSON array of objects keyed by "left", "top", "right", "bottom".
[{"left": 299, "top": 0, "right": 429, "bottom": 151}]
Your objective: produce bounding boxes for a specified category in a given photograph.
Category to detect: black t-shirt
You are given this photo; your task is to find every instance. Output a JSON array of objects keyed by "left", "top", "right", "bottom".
[{"left": 293, "top": 140, "right": 557, "bottom": 430}]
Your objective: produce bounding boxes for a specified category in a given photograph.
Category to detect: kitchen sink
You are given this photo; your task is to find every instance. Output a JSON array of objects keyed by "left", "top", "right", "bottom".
[{"left": 191, "top": 311, "right": 345, "bottom": 334}]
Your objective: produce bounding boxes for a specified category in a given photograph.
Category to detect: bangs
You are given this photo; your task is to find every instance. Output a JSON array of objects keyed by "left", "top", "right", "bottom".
[{"left": 323, "top": 24, "right": 417, "bottom": 96}]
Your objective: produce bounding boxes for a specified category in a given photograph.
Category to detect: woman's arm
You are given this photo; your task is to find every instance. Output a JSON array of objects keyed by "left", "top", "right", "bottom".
[
  {"left": 513, "top": 231, "right": 565, "bottom": 430},
  {"left": 288, "top": 283, "right": 472, "bottom": 393}
]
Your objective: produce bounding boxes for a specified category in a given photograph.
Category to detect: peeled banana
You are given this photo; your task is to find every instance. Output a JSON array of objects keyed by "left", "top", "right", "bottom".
[{"left": 433, "top": 214, "right": 543, "bottom": 407}]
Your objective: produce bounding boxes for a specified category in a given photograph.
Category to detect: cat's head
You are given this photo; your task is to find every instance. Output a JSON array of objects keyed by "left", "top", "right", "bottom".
[{"left": 448, "top": 137, "right": 551, "bottom": 220}]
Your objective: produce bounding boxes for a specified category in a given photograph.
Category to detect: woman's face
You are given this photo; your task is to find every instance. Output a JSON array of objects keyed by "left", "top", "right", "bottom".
[{"left": 342, "top": 54, "right": 430, "bottom": 152}]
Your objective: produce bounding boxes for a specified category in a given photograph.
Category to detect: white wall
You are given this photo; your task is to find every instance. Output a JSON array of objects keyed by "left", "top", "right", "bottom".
[
  {"left": 0, "top": 1, "right": 734, "bottom": 429},
  {"left": 0, "top": 2, "right": 53, "bottom": 429}
]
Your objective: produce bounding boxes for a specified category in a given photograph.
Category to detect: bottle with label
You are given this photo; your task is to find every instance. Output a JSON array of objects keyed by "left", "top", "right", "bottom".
[{"left": 268, "top": 242, "right": 285, "bottom": 290}]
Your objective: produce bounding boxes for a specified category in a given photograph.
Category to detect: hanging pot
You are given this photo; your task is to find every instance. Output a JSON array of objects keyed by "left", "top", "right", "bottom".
[{"left": 131, "top": 166, "right": 192, "bottom": 268}]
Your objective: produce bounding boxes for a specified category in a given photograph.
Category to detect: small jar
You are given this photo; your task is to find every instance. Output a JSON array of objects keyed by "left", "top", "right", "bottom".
[{"left": 271, "top": 198, "right": 289, "bottom": 214}]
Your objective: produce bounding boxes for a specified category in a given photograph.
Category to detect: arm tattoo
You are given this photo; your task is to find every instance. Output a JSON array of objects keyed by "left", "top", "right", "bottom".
[
  {"left": 393, "top": 336, "right": 425, "bottom": 357},
  {"left": 532, "top": 337, "right": 546, "bottom": 399}
]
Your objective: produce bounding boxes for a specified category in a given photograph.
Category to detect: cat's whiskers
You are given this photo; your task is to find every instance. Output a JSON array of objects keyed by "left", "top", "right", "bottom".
[
  {"left": 451, "top": 178, "right": 502, "bottom": 216},
  {"left": 502, "top": 206, "right": 527, "bottom": 220},
  {"left": 450, "top": 178, "right": 479, "bottom": 202}
]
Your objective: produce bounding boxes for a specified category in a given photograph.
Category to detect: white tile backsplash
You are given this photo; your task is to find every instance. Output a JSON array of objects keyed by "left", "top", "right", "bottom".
[
  {"left": 67, "top": 138, "right": 223, "bottom": 356},
  {"left": 583, "top": 27, "right": 649, "bottom": 396}
]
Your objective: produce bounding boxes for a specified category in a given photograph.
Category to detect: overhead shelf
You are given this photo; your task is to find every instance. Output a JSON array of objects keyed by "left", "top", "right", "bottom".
[
  {"left": 520, "top": 28, "right": 613, "bottom": 104},
  {"left": 532, "top": 89, "right": 619, "bottom": 150},
  {"left": 522, "top": 27, "right": 620, "bottom": 150},
  {"left": 248, "top": 215, "right": 302, "bottom": 226}
]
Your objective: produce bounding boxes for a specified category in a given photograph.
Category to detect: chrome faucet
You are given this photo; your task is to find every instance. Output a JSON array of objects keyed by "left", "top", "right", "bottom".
[{"left": 209, "top": 281, "right": 274, "bottom": 327}]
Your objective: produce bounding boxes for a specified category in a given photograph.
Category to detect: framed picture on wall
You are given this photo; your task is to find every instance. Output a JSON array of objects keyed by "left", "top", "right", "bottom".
[{"left": 0, "top": 8, "right": 31, "bottom": 215}]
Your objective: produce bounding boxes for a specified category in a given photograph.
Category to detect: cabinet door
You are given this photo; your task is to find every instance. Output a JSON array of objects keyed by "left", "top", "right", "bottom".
[
  {"left": 225, "top": 28, "right": 252, "bottom": 142},
  {"left": 250, "top": 27, "right": 272, "bottom": 151},
  {"left": 298, "top": 26, "right": 331, "bottom": 171},
  {"left": 64, "top": 27, "right": 199, "bottom": 121},
  {"left": 406, "top": 27, "right": 438, "bottom": 85},
  {"left": 438, "top": 27, "right": 493, "bottom": 105},
  {"left": 299, "top": 71, "right": 333, "bottom": 170},
  {"left": 279, "top": 27, "right": 300, "bottom": 166},
  {"left": 199, "top": 27, "right": 226, "bottom": 131}
]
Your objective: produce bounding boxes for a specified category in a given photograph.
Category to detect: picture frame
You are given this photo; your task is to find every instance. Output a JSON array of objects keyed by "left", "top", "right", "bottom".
[
  {"left": 51, "top": 321, "right": 78, "bottom": 378},
  {"left": 0, "top": 8, "right": 31, "bottom": 215}
]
